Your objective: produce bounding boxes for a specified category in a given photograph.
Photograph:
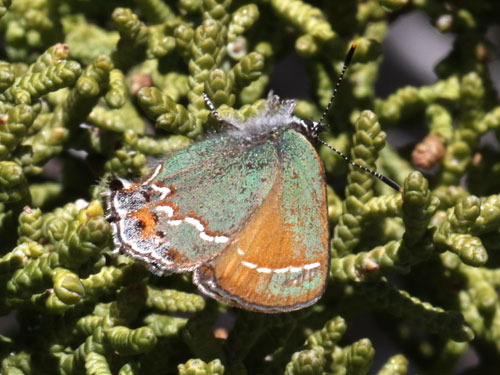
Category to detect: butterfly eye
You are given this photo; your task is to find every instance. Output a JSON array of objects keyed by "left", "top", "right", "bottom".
[
  {"left": 294, "top": 119, "right": 317, "bottom": 139},
  {"left": 301, "top": 119, "right": 312, "bottom": 127}
]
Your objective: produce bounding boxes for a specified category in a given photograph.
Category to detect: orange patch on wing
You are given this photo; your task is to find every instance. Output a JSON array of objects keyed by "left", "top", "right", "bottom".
[
  {"left": 131, "top": 207, "right": 157, "bottom": 238},
  {"left": 195, "top": 165, "right": 329, "bottom": 311}
]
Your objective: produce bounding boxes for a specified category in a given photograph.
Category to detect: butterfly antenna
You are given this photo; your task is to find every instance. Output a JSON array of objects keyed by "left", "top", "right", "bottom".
[
  {"left": 317, "top": 138, "right": 402, "bottom": 192},
  {"left": 203, "top": 93, "right": 224, "bottom": 123},
  {"left": 317, "top": 42, "right": 357, "bottom": 128},
  {"left": 316, "top": 43, "right": 402, "bottom": 193}
]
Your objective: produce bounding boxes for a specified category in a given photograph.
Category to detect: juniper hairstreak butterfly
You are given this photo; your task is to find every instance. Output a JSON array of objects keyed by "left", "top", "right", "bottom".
[{"left": 106, "top": 44, "right": 402, "bottom": 312}]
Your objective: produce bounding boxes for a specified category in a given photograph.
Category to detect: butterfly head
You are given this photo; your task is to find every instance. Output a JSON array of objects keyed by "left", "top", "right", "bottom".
[{"left": 293, "top": 119, "right": 325, "bottom": 141}]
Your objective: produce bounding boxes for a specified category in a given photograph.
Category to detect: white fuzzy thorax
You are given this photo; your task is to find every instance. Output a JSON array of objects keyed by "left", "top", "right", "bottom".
[{"left": 224, "top": 92, "right": 309, "bottom": 140}]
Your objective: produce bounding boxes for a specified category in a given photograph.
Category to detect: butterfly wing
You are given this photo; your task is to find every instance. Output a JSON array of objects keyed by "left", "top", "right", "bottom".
[
  {"left": 193, "top": 129, "right": 329, "bottom": 312},
  {"left": 108, "top": 135, "right": 281, "bottom": 274}
]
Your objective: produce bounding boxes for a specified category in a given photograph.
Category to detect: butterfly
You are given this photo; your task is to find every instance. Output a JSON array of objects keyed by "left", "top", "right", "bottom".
[{"left": 106, "top": 44, "right": 401, "bottom": 312}]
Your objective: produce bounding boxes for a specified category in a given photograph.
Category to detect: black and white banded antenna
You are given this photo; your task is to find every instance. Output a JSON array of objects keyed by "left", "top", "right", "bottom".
[
  {"left": 317, "top": 42, "right": 357, "bottom": 128},
  {"left": 203, "top": 92, "right": 240, "bottom": 130},
  {"left": 316, "top": 42, "right": 403, "bottom": 193},
  {"left": 202, "top": 93, "right": 224, "bottom": 123}
]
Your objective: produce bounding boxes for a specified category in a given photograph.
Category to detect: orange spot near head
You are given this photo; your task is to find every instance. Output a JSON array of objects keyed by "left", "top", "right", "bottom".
[{"left": 351, "top": 42, "right": 357, "bottom": 49}]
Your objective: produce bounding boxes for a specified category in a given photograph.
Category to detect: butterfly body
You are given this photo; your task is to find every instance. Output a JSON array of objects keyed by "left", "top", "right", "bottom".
[{"left": 107, "top": 94, "right": 329, "bottom": 312}]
